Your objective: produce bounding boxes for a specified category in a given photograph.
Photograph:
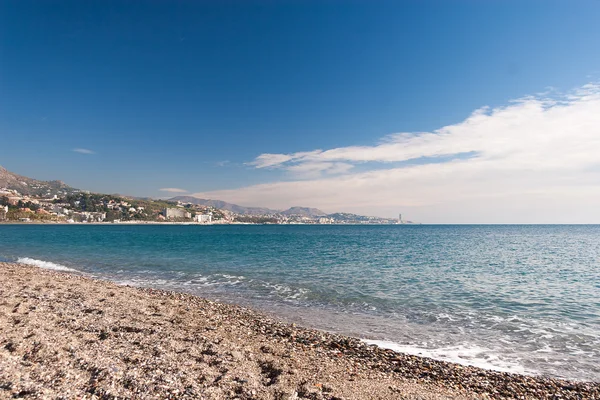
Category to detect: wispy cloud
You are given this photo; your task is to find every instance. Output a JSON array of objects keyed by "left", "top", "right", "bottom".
[
  {"left": 287, "top": 162, "right": 354, "bottom": 178},
  {"left": 249, "top": 84, "right": 600, "bottom": 174},
  {"left": 73, "top": 148, "right": 95, "bottom": 154},
  {"left": 159, "top": 188, "right": 188, "bottom": 193},
  {"left": 250, "top": 153, "right": 295, "bottom": 168},
  {"left": 192, "top": 82, "right": 600, "bottom": 223}
]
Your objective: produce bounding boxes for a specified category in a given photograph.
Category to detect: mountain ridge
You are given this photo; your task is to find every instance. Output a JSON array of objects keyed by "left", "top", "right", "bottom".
[
  {"left": 169, "top": 196, "right": 327, "bottom": 217},
  {"left": 0, "top": 168, "right": 327, "bottom": 216},
  {"left": 0, "top": 167, "right": 400, "bottom": 222},
  {"left": 168, "top": 196, "right": 277, "bottom": 215},
  {"left": 0, "top": 165, "right": 78, "bottom": 196},
  {"left": 280, "top": 206, "right": 326, "bottom": 217}
]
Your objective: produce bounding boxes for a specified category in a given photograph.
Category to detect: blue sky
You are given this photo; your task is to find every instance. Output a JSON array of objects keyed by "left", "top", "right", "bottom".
[{"left": 1, "top": 1, "right": 600, "bottom": 222}]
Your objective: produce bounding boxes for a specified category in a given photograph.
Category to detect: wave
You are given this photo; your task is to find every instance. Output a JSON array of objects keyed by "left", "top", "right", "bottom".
[
  {"left": 113, "top": 272, "right": 312, "bottom": 302},
  {"left": 17, "top": 257, "right": 79, "bottom": 273},
  {"left": 362, "top": 339, "right": 529, "bottom": 375}
]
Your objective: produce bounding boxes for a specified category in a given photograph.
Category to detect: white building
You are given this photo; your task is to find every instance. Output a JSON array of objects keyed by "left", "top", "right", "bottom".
[
  {"left": 71, "top": 211, "right": 106, "bottom": 222},
  {"left": 0, "top": 205, "right": 8, "bottom": 221},
  {"left": 51, "top": 205, "right": 69, "bottom": 215},
  {"left": 194, "top": 214, "right": 212, "bottom": 223},
  {"left": 163, "top": 208, "right": 187, "bottom": 219}
]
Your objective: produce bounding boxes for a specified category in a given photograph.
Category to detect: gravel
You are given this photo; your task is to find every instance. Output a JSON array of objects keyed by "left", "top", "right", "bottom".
[{"left": 0, "top": 262, "right": 598, "bottom": 399}]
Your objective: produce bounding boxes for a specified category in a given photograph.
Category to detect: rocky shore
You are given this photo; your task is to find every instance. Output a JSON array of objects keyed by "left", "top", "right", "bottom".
[{"left": 0, "top": 262, "right": 598, "bottom": 399}]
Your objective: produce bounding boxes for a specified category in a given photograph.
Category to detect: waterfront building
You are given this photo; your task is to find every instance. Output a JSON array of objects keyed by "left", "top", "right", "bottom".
[
  {"left": 163, "top": 208, "right": 187, "bottom": 219},
  {"left": 194, "top": 214, "right": 212, "bottom": 223}
]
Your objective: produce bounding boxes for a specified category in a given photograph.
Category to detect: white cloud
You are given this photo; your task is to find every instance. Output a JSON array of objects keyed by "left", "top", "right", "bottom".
[
  {"left": 286, "top": 162, "right": 354, "bottom": 178},
  {"left": 192, "top": 82, "right": 600, "bottom": 223},
  {"left": 159, "top": 188, "right": 188, "bottom": 193},
  {"left": 73, "top": 148, "right": 95, "bottom": 154},
  {"left": 250, "top": 153, "right": 295, "bottom": 168}
]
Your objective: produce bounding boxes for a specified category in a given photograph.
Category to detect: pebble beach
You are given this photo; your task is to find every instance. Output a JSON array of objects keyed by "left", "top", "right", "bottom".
[{"left": 1, "top": 262, "right": 599, "bottom": 399}]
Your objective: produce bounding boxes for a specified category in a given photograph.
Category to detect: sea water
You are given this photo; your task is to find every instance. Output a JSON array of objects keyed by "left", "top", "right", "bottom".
[{"left": 0, "top": 224, "right": 598, "bottom": 381}]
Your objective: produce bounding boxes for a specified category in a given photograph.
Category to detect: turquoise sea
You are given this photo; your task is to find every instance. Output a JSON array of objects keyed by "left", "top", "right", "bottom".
[{"left": 0, "top": 224, "right": 598, "bottom": 382}]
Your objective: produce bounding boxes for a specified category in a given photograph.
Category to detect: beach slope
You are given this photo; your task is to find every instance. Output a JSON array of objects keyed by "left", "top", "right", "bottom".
[{"left": 0, "top": 263, "right": 598, "bottom": 399}]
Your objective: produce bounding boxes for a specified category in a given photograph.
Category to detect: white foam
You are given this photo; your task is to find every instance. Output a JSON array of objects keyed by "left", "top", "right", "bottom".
[
  {"left": 362, "top": 339, "right": 528, "bottom": 375},
  {"left": 221, "top": 274, "right": 245, "bottom": 280},
  {"left": 17, "top": 257, "right": 79, "bottom": 272}
]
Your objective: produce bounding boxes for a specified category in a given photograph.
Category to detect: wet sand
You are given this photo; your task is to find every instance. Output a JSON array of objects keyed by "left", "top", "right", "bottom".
[{"left": 0, "top": 262, "right": 598, "bottom": 399}]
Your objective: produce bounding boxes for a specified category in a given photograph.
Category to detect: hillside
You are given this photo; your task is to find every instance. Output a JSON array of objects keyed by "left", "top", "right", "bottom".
[
  {"left": 0, "top": 168, "right": 403, "bottom": 224},
  {"left": 170, "top": 197, "right": 328, "bottom": 217},
  {"left": 0, "top": 165, "right": 78, "bottom": 197},
  {"left": 281, "top": 206, "right": 326, "bottom": 217},
  {"left": 169, "top": 196, "right": 278, "bottom": 215}
]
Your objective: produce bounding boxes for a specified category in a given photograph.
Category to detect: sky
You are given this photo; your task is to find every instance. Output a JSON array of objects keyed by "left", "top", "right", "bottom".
[{"left": 1, "top": 1, "right": 600, "bottom": 223}]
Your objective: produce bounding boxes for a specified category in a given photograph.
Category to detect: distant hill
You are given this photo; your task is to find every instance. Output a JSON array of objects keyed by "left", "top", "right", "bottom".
[
  {"left": 0, "top": 168, "right": 403, "bottom": 223},
  {"left": 281, "top": 206, "right": 326, "bottom": 217},
  {"left": 170, "top": 196, "right": 327, "bottom": 217},
  {"left": 326, "top": 212, "right": 372, "bottom": 222},
  {"left": 0, "top": 165, "right": 78, "bottom": 196},
  {"left": 169, "top": 196, "right": 278, "bottom": 215}
]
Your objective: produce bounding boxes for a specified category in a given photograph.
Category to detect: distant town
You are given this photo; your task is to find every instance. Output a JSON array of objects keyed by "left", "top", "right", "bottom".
[{"left": 0, "top": 166, "right": 415, "bottom": 225}]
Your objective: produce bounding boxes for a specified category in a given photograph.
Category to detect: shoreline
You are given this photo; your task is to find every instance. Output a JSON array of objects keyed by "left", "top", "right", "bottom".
[
  {"left": 1, "top": 262, "right": 598, "bottom": 399},
  {"left": 0, "top": 221, "right": 411, "bottom": 226}
]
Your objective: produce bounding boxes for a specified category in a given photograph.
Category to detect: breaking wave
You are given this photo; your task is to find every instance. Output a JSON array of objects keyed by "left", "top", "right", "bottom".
[
  {"left": 362, "top": 339, "right": 529, "bottom": 375},
  {"left": 17, "top": 257, "right": 79, "bottom": 272}
]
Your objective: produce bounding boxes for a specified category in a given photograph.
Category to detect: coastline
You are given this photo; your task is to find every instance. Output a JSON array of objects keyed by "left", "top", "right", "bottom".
[
  {"left": 1, "top": 263, "right": 598, "bottom": 399},
  {"left": 0, "top": 221, "right": 411, "bottom": 225}
]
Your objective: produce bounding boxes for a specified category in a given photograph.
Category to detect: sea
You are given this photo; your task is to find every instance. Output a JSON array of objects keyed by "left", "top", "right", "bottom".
[{"left": 0, "top": 224, "right": 598, "bottom": 382}]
